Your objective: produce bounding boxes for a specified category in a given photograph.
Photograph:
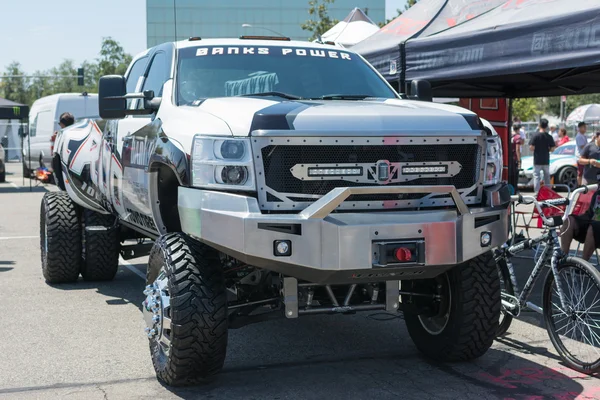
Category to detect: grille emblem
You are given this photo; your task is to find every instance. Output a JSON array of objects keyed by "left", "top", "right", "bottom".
[{"left": 377, "top": 161, "right": 390, "bottom": 181}]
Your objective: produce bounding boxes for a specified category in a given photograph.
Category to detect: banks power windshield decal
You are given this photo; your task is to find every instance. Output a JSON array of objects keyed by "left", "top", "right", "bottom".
[{"left": 192, "top": 46, "right": 354, "bottom": 60}]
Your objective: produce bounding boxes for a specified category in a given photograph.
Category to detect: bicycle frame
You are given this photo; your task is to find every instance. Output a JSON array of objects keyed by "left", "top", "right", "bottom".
[{"left": 499, "top": 225, "right": 571, "bottom": 317}]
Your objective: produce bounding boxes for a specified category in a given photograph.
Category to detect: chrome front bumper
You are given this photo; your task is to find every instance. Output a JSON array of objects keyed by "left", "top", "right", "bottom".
[{"left": 178, "top": 185, "right": 510, "bottom": 284}]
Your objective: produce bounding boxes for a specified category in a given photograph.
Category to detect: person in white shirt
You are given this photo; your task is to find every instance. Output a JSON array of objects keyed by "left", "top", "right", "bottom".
[
  {"left": 549, "top": 124, "right": 559, "bottom": 145},
  {"left": 576, "top": 121, "right": 589, "bottom": 186}
]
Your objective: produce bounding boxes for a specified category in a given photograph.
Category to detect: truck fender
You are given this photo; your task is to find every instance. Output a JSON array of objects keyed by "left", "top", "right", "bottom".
[{"left": 147, "top": 132, "right": 190, "bottom": 235}]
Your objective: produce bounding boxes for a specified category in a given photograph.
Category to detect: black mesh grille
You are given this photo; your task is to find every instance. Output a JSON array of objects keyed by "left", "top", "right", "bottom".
[{"left": 260, "top": 144, "right": 481, "bottom": 197}]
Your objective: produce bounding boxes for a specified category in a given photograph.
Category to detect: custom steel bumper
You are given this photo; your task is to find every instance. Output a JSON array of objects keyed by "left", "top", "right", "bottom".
[{"left": 178, "top": 184, "right": 510, "bottom": 284}]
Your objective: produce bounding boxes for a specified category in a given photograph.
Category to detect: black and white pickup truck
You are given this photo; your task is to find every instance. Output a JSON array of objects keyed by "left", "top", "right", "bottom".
[{"left": 41, "top": 36, "right": 510, "bottom": 386}]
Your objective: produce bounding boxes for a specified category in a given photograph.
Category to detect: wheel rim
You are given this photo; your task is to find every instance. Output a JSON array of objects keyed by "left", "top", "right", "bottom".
[
  {"left": 418, "top": 274, "right": 451, "bottom": 335},
  {"left": 547, "top": 265, "right": 600, "bottom": 367},
  {"left": 143, "top": 270, "right": 173, "bottom": 358},
  {"left": 561, "top": 169, "right": 578, "bottom": 190}
]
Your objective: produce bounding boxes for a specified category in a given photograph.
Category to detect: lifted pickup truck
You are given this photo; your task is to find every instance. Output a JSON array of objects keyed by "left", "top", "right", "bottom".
[{"left": 42, "top": 36, "right": 509, "bottom": 386}]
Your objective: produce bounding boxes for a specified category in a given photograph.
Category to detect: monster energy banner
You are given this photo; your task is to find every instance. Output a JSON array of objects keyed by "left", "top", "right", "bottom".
[{"left": 0, "top": 104, "right": 29, "bottom": 120}]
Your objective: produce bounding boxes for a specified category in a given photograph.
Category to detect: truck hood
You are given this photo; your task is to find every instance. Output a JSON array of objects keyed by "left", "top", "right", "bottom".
[{"left": 193, "top": 97, "right": 482, "bottom": 136}]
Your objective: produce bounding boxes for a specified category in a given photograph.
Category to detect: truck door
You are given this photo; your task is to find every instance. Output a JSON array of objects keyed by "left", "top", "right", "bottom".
[
  {"left": 104, "top": 54, "right": 149, "bottom": 220},
  {"left": 112, "top": 49, "right": 171, "bottom": 235}
]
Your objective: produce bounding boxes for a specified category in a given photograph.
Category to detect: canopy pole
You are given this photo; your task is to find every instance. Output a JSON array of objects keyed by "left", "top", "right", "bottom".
[
  {"left": 400, "top": 42, "right": 406, "bottom": 95},
  {"left": 507, "top": 98, "right": 515, "bottom": 191}
]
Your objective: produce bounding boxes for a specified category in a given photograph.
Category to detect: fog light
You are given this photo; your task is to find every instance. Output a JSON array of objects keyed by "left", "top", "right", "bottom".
[
  {"left": 480, "top": 231, "right": 492, "bottom": 247},
  {"left": 274, "top": 240, "right": 292, "bottom": 256}
]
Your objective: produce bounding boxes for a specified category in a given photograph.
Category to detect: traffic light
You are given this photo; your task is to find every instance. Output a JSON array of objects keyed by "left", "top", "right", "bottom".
[{"left": 77, "top": 67, "right": 84, "bottom": 86}]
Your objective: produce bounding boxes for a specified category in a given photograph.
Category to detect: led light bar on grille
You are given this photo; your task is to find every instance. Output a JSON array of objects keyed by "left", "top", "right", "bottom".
[
  {"left": 307, "top": 167, "right": 363, "bottom": 177},
  {"left": 402, "top": 165, "right": 448, "bottom": 174}
]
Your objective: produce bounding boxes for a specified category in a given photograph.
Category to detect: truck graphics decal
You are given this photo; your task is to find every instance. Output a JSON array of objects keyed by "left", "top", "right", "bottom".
[{"left": 120, "top": 117, "right": 189, "bottom": 234}]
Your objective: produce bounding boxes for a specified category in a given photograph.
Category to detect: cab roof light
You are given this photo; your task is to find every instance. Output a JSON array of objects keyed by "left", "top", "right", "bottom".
[
  {"left": 239, "top": 35, "right": 291, "bottom": 41},
  {"left": 188, "top": 36, "right": 202, "bottom": 41}
]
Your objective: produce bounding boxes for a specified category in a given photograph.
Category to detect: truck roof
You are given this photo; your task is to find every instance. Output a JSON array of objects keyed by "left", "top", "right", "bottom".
[{"left": 174, "top": 37, "right": 346, "bottom": 51}]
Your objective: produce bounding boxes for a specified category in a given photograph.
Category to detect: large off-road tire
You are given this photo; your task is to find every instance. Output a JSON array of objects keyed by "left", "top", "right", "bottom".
[
  {"left": 145, "top": 233, "right": 228, "bottom": 386},
  {"left": 40, "top": 192, "right": 82, "bottom": 283},
  {"left": 403, "top": 251, "right": 500, "bottom": 361},
  {"left": 80, "top": 209, "right": 120, "bottom": 281}
]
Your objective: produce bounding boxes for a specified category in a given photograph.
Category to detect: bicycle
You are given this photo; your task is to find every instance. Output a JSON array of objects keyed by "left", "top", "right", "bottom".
[{"left": 495, "top": 184, "right": 600, "bottom": 373}]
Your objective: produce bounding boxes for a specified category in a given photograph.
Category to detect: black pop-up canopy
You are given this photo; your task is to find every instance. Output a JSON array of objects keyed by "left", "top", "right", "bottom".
[
  {"left": 404, "top": 0, "right": 600, "bottom": 97},
  {"left": 352, "top": 0, "right": 506, "bottom": 88},
  {"left": 0, "top": 97, "right": 29, "bottom": 120}
]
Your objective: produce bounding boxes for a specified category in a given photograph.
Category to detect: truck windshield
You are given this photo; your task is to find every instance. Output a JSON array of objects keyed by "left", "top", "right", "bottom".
[{"left": 176, "top": 45, "right": 398, "bottom": 105}]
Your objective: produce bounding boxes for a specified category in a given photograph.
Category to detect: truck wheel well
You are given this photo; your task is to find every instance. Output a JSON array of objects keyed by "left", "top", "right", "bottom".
[
  {"left": 157, "top": 165, "right": 181, "bottom": 233},
  {"left": 52, "top": 155, "right": 66, "bottom": 190}
]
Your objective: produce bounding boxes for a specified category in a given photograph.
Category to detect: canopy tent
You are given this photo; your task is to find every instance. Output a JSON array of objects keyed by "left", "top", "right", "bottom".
[
  {"left": 352, "top": 0, "right": 506, "bottom": 87},
  {"left": 0, "top": 97, "right": 28, "bottom": 169},
  {"left": 404, "top": 0, "right": 600, "bottom": 97},
  {"left": 320, "top": 7, "right": 379, "bottom": 47},
  {"left": 0, "top": 97, "right": 28, "bottom": 120}
]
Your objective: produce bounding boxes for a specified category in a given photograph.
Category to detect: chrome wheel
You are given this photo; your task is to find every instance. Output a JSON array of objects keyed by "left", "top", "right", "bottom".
[{"left": 143, "top": 271, "right": 172, "bottom": 356}]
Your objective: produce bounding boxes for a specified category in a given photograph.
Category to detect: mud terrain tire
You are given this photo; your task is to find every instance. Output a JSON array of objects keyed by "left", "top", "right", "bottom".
[
  {"left": 40, "top": 192, "right": 81, "bottom": 283},
  {"left": 80, "top": 210, "right": 120, "bottom": 281},
  {"left": 147, "top": 233, "right": 228, "bottom": 386},
  {"left": 403, "top": 251, "right": 500, "bottom": 361}
]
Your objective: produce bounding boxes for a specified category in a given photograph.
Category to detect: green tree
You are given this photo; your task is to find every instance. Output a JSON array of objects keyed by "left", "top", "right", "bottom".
[
  {"left": 49, "top": 59, "right": 77, "bottom": 94},
  {"left": 97, "top": 37, "right": 133, "bottom": 77},
  {"left": 378, "top": 0, "right": 418, "bottom": 27},
  {"left": 301, "top": 0, "right": 340, "bottom": 41},
  {"left": 546, "top": 94, "right": 600, "bottom": 119},
  {"left": 512, "top": 98, "right": 541, "bottom": 122},
  {"left": 0, "top": 62, "right": 29, "bottom": 104}
]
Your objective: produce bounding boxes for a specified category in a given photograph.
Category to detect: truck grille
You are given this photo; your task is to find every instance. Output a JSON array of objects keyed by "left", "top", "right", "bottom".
[{"left": 252, "top": 136, "right": 483, "bottom": 211}]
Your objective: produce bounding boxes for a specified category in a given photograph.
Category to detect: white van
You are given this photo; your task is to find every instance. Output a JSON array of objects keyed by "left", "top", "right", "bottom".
[{"left": 24, "top": 93, "right": 98, "bottom": 175}]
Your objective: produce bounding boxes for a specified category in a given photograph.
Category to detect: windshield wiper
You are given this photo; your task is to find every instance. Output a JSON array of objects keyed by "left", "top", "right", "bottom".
[
  {"left": 238, "top": 92, "right": 303, "bottom": 100},
  {"left": 314, "top": 94, "right": 375, "bottom": 100}
]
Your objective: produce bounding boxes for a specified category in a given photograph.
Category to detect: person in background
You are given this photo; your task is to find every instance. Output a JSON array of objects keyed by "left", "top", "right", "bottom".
[
  {"left": 560, "top": 185, "right": 600, "bottom": 261},
  {"left": 59, "top": 112, "right": 75, "bottom": 129},
  {"left": 511, "top": 125, "right": 523, "bottom": 191},
  {"left": 576, "top": 121, "right": 589, "bottom": 186},
  {"left": 549, "top": 123, "right": 560, "bottom": 145},
  {"left": 578, "top": 131, "right": 600, "bottom": 185},
  {"left": 557, "top": 127, "right": 570, "bottom": 147},
  {"left": 529, "top": 118, "right": 556, "bottom": 193},
  {"left": 49, "top": 112, "right": 75, "bottom": 160}
]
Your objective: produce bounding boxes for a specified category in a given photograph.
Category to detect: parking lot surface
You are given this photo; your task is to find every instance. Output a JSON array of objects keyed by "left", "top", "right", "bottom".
[{"left": 1, "top": 162, "right": 599, "bottom": 399}]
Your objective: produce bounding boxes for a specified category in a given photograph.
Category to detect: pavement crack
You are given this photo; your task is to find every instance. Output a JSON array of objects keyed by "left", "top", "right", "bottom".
[{"left": 96, "top": 384, "right": 108, "bottom": 400}]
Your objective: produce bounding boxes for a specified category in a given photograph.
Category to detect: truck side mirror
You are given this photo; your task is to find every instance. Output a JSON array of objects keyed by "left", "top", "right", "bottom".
[
  {"left": 410, "top": 80, "right": 433, "bottom": 102},
  {"left": 98, "top": 75, "right": 127, "bottom": 119}
]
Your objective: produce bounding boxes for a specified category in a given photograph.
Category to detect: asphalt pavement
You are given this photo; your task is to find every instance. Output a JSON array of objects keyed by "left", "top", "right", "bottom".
[{"left": 1, "top": 162, "right": 599, "bottom": 399}]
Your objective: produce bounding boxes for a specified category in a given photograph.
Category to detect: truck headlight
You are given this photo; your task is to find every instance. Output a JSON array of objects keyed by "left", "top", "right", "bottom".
[
  {"left": 484, "top": 136, "right": 503, "bottom": 186},
  {"left": 191, "top": 136, "right": 255, "bottom": 191}
]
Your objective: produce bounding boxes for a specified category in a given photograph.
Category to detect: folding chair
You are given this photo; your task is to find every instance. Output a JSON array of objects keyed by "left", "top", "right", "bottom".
[{"left": 529, "top": 186, "right": 567, "bottom": 261}]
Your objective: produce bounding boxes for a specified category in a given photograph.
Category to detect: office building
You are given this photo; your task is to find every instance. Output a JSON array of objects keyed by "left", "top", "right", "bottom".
[{"left": 147, "top": 0, "right": 385, "bottom": 47}]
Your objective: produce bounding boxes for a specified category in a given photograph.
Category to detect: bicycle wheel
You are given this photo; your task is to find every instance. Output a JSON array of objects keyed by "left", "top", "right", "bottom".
[
  {"left": 497, "top": 257, "right": 515, "bottom": 337},
  {"left": 543, "top": 256, "right": 600, "bottom": 373}
]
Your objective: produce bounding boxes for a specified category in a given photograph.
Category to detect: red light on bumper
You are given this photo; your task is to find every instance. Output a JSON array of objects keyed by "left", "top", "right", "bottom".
[{"left": 394, "top": 247, "right": 412, "bottom": 262}]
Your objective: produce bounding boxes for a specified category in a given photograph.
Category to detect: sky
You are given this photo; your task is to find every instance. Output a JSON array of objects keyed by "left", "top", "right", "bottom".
[{"left": 1, "top": 0, "right": 406, "bottom": 74}]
